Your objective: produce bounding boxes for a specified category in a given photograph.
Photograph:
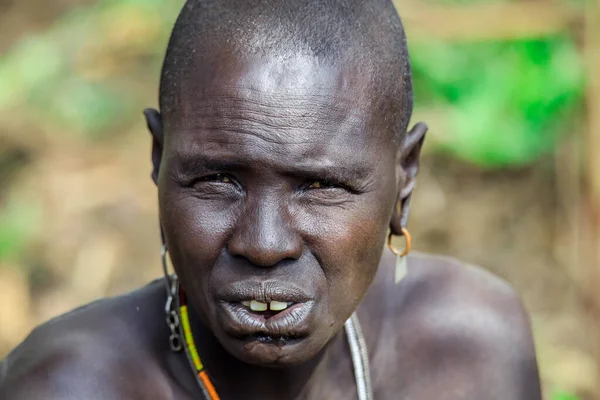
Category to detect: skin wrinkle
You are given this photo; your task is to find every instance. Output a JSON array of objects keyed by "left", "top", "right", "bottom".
[
  {"left": 167, "top": 102, "right": 383, "bottom": 193},
  {"left": 190, "top": 108, "right": 358, "bottom": 137},
  {"left": 167, "top": 52, "right": 388, "bottom": 136},
  {"left": 170, "top": 148, "right": 378, "bottom": 194},
  {"left": 171, "top": 111, "right": 371, "bottom": 158},
  {"left": 173, "top": 89, "right": 373, "bottom": 144}
]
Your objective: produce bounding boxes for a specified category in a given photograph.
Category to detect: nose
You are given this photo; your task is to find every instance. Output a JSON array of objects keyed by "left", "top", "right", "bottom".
[{"left": 228, "top": 198, "right": 302, "bottom": 267}]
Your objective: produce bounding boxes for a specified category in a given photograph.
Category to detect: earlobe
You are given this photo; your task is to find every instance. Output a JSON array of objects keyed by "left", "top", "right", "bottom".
[
  {"left": 390, "top": 122, "right": 428, "bottom": 235},
  {"left": 143, "top": 108, "right": 164, "bottom": 185},
  {"left": 389, "top": 198, "right": 404, "bottom": 236},
  {"left": 390, "top": 197, "right": 411, "bottom": 236}
]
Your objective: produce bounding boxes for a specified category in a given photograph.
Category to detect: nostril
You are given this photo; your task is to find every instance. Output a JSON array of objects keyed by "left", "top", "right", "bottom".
[
  {"left": 227, "top": 203, "right": 303, "bottom": 266},
  {"left": 228, "top": 236, "right": 302, "bottom": 267}
]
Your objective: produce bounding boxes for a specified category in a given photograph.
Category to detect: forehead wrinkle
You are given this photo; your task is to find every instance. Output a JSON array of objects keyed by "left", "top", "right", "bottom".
[
  {"left": 180, "top": 85, "right": 365, "bottom": 122},
  {"left": 171, "top": 55, "right": 377, "bottom": 128},
  {"left": 173, "top": 138, "right": 377, "bottom": 183},
  {"left": 188, "top": 86, "right": 342, "bottom": 104},
  {"left": 172, "top": 129, "right": 356, "bottom": 162},
  {"left": 175, "top": 93, "right": 371, "bottom": 148},
  {"left": 170, "top": 122, "right": 381, "bottom": 176}
]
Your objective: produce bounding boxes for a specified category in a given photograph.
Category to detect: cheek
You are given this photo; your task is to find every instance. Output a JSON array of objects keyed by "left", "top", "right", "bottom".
[
  {"left": 298, "top": 199, "right": 391, "bottom": 309},
  {"left": 159, "top": 188, "right": 236, "bottom": 281}
]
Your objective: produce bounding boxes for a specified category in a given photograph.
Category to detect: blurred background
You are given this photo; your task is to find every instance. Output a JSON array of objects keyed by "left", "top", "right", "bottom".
[{"left": 0, "top": 0, "right": 597, "bottom": 398}]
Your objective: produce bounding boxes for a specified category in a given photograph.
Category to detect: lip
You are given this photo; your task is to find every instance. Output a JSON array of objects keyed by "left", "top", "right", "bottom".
[
  {"left": 218, "top": 300, "right": 316, "bottom": 338},
  {"left": 215, "top": 280, "right": 314, "bottom": 304}
]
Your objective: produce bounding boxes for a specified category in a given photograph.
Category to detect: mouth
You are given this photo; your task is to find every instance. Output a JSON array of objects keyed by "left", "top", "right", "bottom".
[
  {"left": 214, "top": 280, "right": 319, "bottom": 347},
  {"left": 218, "top": 300, "right": 315, "bottom": 340},
  {"left": 241, "top": 299, "right": 295, "bottom": 314}
]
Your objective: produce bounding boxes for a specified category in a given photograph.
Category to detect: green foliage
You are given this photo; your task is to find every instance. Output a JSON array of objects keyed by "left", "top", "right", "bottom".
[
  {"left": 0, "top": 200, "right": 42, "bottom": 261},
  {"left": 411, "top": 36, "right": 584, "bottom": 168},
  {"left": 551, "top": 391, "right": 581, "bottom": 400},
  {"left": 0, "top": 0, "right": 184, "bottom": 139}
]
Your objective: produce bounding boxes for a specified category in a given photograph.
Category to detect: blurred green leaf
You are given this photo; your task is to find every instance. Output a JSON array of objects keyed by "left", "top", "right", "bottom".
[
  {"left": 411, "top": 36, "right": 584, "bottom": 168},
  {"left": 0, "top": 201, "right": 42, "bottom": 262},
  {"left": 551, "top": 391, "right": 581, "bottom": 400},
  {"left": 0, "top": 0, "right": 184, "bottom": 139},
  {"left": 0, "top": 37, "right": 62, "bottom": 108}
]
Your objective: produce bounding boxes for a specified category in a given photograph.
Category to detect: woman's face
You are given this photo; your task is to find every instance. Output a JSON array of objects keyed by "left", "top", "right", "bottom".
[{"left": 157, "top": 54, "right": 402, "bottom": 366}]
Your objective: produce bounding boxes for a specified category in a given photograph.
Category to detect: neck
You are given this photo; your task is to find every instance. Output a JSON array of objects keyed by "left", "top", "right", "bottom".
[{"left": 187, "top": 306, "right": 344, "bottom": 400}]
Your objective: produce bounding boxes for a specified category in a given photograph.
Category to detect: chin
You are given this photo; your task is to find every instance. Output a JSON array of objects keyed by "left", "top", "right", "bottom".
[{"left": 219, "top": 332, "right": 329, "bottom": 367}]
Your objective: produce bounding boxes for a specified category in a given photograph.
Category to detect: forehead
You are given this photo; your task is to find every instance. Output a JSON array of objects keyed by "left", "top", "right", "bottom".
[{"left": 165, "top": 52, "right": 396, "bottom": 167}]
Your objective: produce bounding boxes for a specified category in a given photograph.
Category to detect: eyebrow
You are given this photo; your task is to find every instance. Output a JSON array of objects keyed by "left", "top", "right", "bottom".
[
  {"left": 175, "top": 153, "right": 373, "bottom": 182},
  {"left": 177, "top": 156, "right": 247, "bottom": 175},
  {"left": 283, "top": 164, "right": 372, "bottom": 183}
]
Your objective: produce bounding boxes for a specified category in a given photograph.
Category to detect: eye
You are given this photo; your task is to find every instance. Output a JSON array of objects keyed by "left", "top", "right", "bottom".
[
  {"left": 191, "top": 173, "right": 239, "bottom": 191},
  {"left": 300, "top": 179, "right": 354, "bottom": 204},
  {"left": 305, "top": 179, "right": 350, "bottom": 191},
  {"left": 203, "top": 173, "right": 234, "bottom": 183},
  {"left": 307, "top": 180, "right": 334, "bottom": 189}
]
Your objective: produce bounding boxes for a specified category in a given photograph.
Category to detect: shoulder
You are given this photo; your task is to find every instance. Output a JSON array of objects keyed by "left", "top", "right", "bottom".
[
  {"left": 399, "top": 253, "right": 535, "bottom": 354},
  {"left": 367, "top": 251, "right": 533, "bottom": 335},
  {"left": 0, "top": 280, "right": 172, "bottom": 399},
  {"left": 363, "top": 252, "right": 541, "bottom": 398},
  {"left": 401, "top": 252, "right": 528, "bottom": 321}
]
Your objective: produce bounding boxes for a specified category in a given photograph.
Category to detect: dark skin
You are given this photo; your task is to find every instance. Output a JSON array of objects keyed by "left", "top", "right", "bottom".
[{"left": 0, "top": 51, "right": 542, "bottom": 399}]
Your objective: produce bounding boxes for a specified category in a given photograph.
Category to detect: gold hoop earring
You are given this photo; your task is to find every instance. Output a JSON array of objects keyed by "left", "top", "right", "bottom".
[{"left": 387, "top": 228, "right": 411, "bottom": 284}]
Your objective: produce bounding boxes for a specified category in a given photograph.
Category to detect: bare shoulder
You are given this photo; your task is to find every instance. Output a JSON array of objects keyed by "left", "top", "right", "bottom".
[
  {"left": 402, "top": 252, "right": 528, "bottom": 316},
  {"left": 401, "top": 252, "right": 535, "bottom": 347},
  {"left": 362, "top": 252, "right": 542, "bottom": 399},
  {"left": 0, "top": 280, "right": 172, "bottom": 400}
]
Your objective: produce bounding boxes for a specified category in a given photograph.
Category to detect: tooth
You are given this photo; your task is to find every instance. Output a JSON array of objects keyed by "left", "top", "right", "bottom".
[
  {"left": 242, "top": 301, "right": 251, "bottom": 307},
  {"left": 250, "top": 300, "right": 268, "bottom": 312},
  {"left": 270, "top": 301, "right": 288, "bottom": 311}
]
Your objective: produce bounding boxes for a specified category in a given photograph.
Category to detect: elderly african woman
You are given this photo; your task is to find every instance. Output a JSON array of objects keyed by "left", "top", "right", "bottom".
[{"left": 0, "top": 0, "right": 542, "bottom": 399}]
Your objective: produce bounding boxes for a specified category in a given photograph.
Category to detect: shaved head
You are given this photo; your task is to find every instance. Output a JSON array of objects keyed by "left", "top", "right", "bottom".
[{"left": 159, "top": 0, "right": 413, "bottom": 138}]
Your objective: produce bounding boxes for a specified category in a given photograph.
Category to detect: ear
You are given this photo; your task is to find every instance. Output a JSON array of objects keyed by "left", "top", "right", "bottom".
[
  {"left": 143, "top": 108, "right": 164, "bottom": 185},
  {"left": 390, "top": 122, "right": 428, "bottom": 235}
]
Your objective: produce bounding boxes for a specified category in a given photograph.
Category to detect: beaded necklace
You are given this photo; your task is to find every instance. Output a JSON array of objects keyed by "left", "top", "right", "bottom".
[
  {"left": 166, "top": 276, "right": 373, "bottom": 400},
  {"left": 173, "top": 280, "right": 220, "bottom": 400}
]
